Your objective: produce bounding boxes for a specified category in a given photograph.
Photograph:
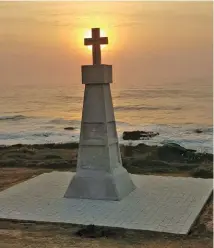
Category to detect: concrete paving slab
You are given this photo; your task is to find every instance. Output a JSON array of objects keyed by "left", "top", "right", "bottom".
[{"left": 0, "top": 172, "right": 212, "bottom": 234}]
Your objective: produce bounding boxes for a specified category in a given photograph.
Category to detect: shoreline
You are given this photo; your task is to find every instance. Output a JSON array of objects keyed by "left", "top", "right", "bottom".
[{"left": 1, "top": 118, "right": 213, "bottom": 154}]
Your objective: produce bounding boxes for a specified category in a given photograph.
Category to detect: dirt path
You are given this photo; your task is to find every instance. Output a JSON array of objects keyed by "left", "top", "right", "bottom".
[{"left": 0, "top": 168, "right": 212, "bottom": 248}]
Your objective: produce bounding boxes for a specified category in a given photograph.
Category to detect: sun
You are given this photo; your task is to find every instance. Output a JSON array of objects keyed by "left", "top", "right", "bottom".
[{"left": 84, "top": 29, "right": 107, "bottom": 51}]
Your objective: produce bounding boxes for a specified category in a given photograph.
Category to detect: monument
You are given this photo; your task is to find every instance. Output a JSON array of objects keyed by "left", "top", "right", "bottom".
[
  {"left": 64, "top": 28, "right": 135, "bottom": 200},
  {"left": 0, "top": 28, "right": 212, "bottom": 235}
]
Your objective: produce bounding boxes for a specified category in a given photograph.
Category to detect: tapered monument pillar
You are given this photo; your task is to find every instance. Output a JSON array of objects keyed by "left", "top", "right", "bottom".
[{"left": 64, "top": 28, "right": 135, "bottom": 200}]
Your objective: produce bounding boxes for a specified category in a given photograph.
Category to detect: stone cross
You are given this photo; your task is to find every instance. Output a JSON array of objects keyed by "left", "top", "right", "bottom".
[{"left": 84, "top": 28, "right": 108, "bottom": 65}]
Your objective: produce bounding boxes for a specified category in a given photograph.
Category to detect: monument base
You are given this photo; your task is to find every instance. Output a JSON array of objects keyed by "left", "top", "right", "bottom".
[
  {"left": 0, "top": 171, "right": 212, "bottom": 234},
  {"left": 64, "top": 167, "right": 135, "bottom": 200}
]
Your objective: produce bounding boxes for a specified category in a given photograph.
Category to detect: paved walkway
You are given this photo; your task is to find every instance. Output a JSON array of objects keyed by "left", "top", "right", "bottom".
[{"left": 0, "top": 172, "right": 212, "bottom": 234}]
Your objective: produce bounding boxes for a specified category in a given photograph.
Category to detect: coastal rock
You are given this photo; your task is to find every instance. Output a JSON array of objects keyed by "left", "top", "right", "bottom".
[
  {"left": 64, "top": 127, "right": 75, "bottom": 131},
  {"left": 122, "top": 130, "right": 159, "bottom": 140},
  {"left": 162, "top": 143, "right": 196, "bottom": 153},
  {"left": 195, "top": 129, "right": 203, "bottom": 134},
  {"left": 158, "top": 143, "right": 201, "bottom": 162}
]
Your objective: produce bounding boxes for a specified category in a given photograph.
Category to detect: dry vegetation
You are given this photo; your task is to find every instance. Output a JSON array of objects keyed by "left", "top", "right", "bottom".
[{"left": 0, "top": 143, "right": 213, "bottom": 248}]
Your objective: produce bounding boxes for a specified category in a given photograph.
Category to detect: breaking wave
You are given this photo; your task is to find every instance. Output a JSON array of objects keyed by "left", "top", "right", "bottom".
[
  {"left": 0, "top": 115, "right": 28, "bottom": 121},
  {"left": 114, "top": 105, "right": 182, "bottom": 111}
]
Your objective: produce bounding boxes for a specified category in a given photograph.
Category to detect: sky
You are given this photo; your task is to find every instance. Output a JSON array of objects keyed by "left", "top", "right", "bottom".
[{"left": 0, "top": 1, "right": 213, "bottom": 89}]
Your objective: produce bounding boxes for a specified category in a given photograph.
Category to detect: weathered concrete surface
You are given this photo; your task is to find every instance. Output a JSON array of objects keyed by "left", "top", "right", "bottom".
[
  {"left": 0, "top": 172, "right": 212, "bottom": 234},
  {"left": 65, "top": 64, "right": 135, "bottom": 200},
  {"left": 82, "top": 64, "right": 112, "bottom": 84}
]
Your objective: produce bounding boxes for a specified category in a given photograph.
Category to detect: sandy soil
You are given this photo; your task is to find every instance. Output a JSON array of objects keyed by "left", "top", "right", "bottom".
[{"left": 0, "top": 168, "right": 212, "bottom": 248}]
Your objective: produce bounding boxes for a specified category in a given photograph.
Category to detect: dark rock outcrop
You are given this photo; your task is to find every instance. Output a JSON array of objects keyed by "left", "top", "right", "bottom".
[
  {"left": 158, "top": 143, "right": 199, "bottom": 162},
  {"left": 195, "top": 128, "right": 203, "bottom": 133},
  {"left": 195, "top": 129, "right": 203, "bottom": 134},
  {"left": 64, "top": 127, "right": 75, "bottom": 131},
  {"left": 123, "top": 130, "right": 159, "bottom": 140}
]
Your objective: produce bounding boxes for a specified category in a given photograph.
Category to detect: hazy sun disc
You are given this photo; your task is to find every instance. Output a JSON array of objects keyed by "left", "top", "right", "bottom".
[{"left": 84, "top": 29, "right": 107, "bottom": 51}]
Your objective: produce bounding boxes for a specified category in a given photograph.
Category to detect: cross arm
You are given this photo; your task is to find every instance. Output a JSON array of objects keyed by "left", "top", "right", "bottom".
[
  {"left": 84, "top": 37, "right": 108, "bottom": 46},
  {"left": 99, "top": 37, "right": 108, "bottom": 45},
  {"left": 84, "top": 38, "right": 93, "bottom": 46}
]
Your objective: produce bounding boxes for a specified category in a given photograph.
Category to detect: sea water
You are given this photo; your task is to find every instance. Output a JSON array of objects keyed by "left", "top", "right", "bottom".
[{"left": 0, "top": 81, "right": 212, "bottom": 153}]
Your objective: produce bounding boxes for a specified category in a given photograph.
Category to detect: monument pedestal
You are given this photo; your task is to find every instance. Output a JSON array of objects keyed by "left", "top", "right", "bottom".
[{"left": 64, "top": 65, "right": 135, "bottom": 200}]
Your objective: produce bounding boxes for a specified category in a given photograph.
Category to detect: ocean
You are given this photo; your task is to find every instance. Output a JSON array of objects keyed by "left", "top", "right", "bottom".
[
  {"left": 0, "top": 80, "right": 213, "bottom": 153},
  {"left": 0, "top": 2, "right": 212, "bottom": 153}
]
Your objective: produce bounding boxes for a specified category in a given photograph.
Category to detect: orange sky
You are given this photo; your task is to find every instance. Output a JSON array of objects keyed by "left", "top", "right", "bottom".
[{"left": 0, "top": 1, "right": 212, "bottom": 88}]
